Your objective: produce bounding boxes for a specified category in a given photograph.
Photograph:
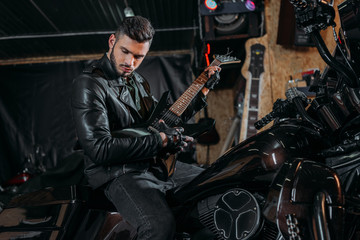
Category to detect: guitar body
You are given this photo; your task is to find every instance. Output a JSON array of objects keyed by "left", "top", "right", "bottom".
[
  {"left": 146, "top": 91, "right": 182, "bottom": 128},
  {"left": 111, "top": 91, "right": 183, "bottom": 179},
  {"left": 113, "top": 91, "right": 179, "bottom": 136}
]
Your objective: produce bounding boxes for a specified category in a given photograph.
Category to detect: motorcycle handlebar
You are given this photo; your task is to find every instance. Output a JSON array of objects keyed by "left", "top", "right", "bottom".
[
  {"left": 254, "top": 111, "right": 276, "bottom": 130},
  {"left": 255, "top": 88, "right": 304, "bottom": 130},
  {"left": 255, "top": 88, "right": 324, "bottom": 131},
  {"left": 254, "top": 99, "right": 290, "bottom": 130}
]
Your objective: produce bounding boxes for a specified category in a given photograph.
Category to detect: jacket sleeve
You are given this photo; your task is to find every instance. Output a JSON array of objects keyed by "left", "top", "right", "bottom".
[{"left": 71, "top": 75, "right": 163, "bottom": 166}]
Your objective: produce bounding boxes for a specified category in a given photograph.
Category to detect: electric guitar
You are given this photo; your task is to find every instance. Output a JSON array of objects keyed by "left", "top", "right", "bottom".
[{"left": 113, "top": 54, "right": 240, "bottom": 178}]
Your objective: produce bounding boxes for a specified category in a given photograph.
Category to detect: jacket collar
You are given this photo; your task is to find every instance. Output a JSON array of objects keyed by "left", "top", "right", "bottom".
[
  {"left": 93, "top": 53, "right": 127, "bottom": 88},
  {"left": 98, "top": 53, "right": 119, "bottom": 81}
]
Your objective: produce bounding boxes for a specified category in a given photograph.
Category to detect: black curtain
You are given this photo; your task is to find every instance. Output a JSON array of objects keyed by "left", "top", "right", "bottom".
[{"left": 0, "top": 54, "right": 193, "bottom": 185}]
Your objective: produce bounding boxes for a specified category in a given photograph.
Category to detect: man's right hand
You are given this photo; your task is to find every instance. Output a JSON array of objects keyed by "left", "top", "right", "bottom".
[{"left": 157, "top": 120, "right": 193, "bottom": 154}]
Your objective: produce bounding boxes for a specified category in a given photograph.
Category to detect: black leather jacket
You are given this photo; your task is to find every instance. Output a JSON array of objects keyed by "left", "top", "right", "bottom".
[{"left": 71, "top": 54, "right": 206, "bottom": 188}]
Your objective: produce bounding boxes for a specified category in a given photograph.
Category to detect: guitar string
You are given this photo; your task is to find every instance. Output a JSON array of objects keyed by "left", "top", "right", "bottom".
[{"left": 169, "top": 73, "right": 208, "bottom": 115}]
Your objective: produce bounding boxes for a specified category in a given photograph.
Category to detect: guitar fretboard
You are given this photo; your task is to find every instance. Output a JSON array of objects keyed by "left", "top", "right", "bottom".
[{"left": 169, "top": 59, "right": 221, "bottom": 116}]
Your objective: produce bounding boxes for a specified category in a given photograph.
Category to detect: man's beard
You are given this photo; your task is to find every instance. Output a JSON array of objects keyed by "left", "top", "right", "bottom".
[{"left": 109, "top": 48, "right": 131, "bottom": 77}]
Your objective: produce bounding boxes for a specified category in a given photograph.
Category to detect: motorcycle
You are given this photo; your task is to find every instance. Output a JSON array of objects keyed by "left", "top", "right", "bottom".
[{"left": 0, "top": 0, "right": 360, "bottom": 239}]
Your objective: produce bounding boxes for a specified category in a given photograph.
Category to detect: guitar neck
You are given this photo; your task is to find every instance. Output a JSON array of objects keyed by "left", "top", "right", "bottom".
[{"left": 169, "top": 60, "right": 220, "bottom": 116}]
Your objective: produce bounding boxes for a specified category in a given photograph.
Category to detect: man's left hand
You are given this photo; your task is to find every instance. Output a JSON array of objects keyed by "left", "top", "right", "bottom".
[{"left": 202, "top": 66, "right": 221, "bottom": 95}]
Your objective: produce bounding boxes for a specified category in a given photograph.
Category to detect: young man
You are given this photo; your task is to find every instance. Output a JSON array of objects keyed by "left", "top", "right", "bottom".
[{"left": 71, "top": 16, "right": 220, "bottom": 239}]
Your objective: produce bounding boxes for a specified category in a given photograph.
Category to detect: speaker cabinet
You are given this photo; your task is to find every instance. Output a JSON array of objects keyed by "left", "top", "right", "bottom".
[{"left": 199, "top": 0, "right": 263, "bottom": 41}]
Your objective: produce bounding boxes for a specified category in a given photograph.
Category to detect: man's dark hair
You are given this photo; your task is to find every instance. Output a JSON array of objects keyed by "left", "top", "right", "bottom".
[{"left": 115, "top": 16, "right": 155, "bottom": 45}]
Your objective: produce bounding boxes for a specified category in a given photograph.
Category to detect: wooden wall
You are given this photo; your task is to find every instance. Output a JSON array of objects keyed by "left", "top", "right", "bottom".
[{"left": 195, "top": 0, "right": 342, "bottom": 165}]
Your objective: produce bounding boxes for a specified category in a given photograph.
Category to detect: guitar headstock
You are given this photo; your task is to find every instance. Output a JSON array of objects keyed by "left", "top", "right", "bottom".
[{"left": 214, "top": 54, "right": 241, "bottom": 65}]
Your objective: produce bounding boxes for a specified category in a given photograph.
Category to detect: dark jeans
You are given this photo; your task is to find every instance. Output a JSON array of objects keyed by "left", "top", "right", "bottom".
[{"left": 104, "top": 161, "right": 203, "bottom": 240}]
